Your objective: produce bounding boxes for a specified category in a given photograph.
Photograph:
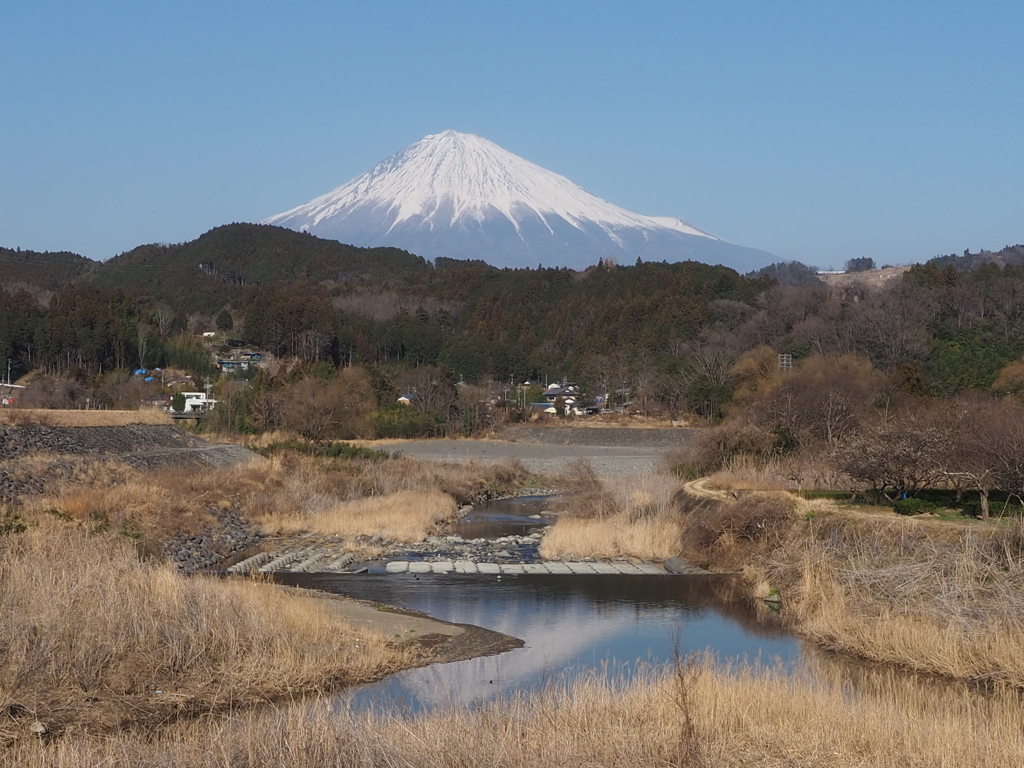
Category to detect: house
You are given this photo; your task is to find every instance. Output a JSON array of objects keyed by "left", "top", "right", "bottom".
[
  {"left": 217, "top": 359, "right": 250, "bottom": 373},
  {"left": 0, "top": 382, "right": 24, "bottom": 408},
  {"left": 173, "top": 392, "right": 217, "bottom": 414},
  {"left": 542, "top": 382, "right": 583, "bottom": 415}
]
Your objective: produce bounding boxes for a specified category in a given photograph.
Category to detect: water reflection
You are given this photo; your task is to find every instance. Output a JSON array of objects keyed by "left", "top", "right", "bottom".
[
  {"left": 451, "top": 495, "right": 554, "bottom": 538},
  {"left": 278, "top": 572, "right": 801, "bottom": 712}
]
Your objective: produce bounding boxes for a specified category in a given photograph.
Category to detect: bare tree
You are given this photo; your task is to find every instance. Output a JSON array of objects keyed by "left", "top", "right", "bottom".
[
  {"left": 282, "top": 369, "right": 374, "bottom": 442},
  {"left": 136, "top": 322, "right": 152, "bottom": 369},
  {"left": 832, "top": 404, "right": 949, "bottom": 500},
  {"left": 151, "top": 304, "right": 176, "bottom": 337},
  {"left": 851, "top": 281, "right": 935, "bottom": 370}
]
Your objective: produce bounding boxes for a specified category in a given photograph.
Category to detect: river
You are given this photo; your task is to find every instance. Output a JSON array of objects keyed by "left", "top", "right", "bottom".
[{"left": 276, "top": 496, "right": 802, "bottom": 712}]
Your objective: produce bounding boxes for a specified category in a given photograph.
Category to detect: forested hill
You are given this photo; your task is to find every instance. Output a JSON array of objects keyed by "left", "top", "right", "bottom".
[
  {"left": 9, "top": 224, "right": 1024, "bottom": 416},
  {"left": 87, "top": 224, "right": 432, "bottom": 313},
  {"left": 927, "top": 244, "right": 1024, "bottom": 272},
  {"left": 0, "top": 247, "right": 96, "bottom": 292},
  {"left": 0, "top": 223, "right": 770, "bottom": 387}
]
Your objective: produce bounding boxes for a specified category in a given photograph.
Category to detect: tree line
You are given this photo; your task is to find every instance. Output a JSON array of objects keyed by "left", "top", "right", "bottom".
[{"left": 5, "top": 225, "right": 1024, "bottom": 447}]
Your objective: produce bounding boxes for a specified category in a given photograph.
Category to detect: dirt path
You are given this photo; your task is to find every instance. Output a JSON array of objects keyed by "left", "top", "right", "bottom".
[
  {"left": 682, "top": 477, "right": 737, "bottom": 502},
  {"left": 296, "top": 588, "right": 524, "bottom": 663}
]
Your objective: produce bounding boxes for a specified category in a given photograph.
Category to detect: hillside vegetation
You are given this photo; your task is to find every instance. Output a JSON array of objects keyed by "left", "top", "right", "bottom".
[{"left": 5, "top": 225, "right": 1024, "bottom": 437}]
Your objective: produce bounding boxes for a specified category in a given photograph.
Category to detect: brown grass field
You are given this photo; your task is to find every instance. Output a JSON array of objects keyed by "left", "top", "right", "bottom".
[
  {"left": 9, "top": 657, "right": 1024, "bottom": 767},
  {"left": 0, "top": 408, "right": 172, "bottom": 427},
  {"left": 257, "top": 489, "right": 457, "bottom": 540},
  {"left": 0, "top": 523, "right": 417, "bottom": 744},
  {"left": 11, "top": 452, "right": 529, "bottom": 547}
]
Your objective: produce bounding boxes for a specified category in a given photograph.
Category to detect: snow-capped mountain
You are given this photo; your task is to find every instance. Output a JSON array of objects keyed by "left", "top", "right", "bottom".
[{"left": 262, "top": 130, "right": 775, "bottom": 271}]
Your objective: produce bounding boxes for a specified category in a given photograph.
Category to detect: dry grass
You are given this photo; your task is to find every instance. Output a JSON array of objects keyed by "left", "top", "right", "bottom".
[
  {"left": 0, "top": 522, "right": 416, "bottom": 743},
  {"left": 670, "top": 478, "right": 1024, "bottom": 688},
  {"left": 15, "top": 453, "right": 529, "bottom": 547},
  {"left": 257, "top": 489, "right": 457, "bottom": 541},
  {"left": 0, "top": 408, "right": 171, "bottom": 427},
  {"left": 764, "top": 512, "right": 1024, "bottom": 686},
  {"left": 10, "top": 658, "right": 1024, "bottom": 767},
  {"left": 539, "top": 515, "right": 683, "bottom": 560},
  {"left": 540, "top": 465, "right": 684, "bottom": 560},
  {"left": 708, "top": 453, "right": 855, "bottom": 491}
]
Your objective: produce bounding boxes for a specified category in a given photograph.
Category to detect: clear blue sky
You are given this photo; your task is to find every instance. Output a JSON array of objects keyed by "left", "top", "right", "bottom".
[{"left": 2, "top": 0, "right": 1022, "bottom": 268}]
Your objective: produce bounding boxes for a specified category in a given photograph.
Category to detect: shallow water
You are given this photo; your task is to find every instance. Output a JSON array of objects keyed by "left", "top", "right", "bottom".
[
  {"left": 450, "top": 495, "right": 554, "bottom": 539},
  {"left": 274, "top": 495, "right": 801, "bottom": 711},
  {"left": 281, "top": 571, "right": 800, "bottom": 712}
]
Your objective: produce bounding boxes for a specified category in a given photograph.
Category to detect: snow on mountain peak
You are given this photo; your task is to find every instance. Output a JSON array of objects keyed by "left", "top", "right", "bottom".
[{"left": 262, "top": 131, "right": 776, "bottom": 272}]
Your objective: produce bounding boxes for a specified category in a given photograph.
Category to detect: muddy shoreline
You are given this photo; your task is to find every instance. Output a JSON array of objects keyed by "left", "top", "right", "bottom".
[{"left": 279, "top": 584, "right": 525, "bottom": 665}]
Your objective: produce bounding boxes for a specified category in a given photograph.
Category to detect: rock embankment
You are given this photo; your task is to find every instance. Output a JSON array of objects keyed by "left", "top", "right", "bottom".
[
  {"left": 0, "top": 424, "right": 261, "bottom": 504},
  {"left": 0, "top": 424, "right": 202, "bottom": 458},
  {"left": 0, "top": 424, "right": 260, "bottom": 470},
  {"left": 163, "top": 508, "right": 264, "bottom": 573}
]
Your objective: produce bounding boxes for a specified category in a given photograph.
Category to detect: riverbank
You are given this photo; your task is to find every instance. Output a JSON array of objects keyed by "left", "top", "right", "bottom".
[
  {"left": 673, "top": 482, "right": 1024, "bottom": 689},
  {"left": 0, "top": 522, "right": 520, "bottom": 745},
  {"left": 11, "top": 657, "right": 1024, "bottom": 767},
  {"left": 0, "top": 434, "right": 535, "bottom": 743},
  {"left": 0, "top": 523, "right": 413, "bottom": 742},
  {"left": 532, "top": 461, "right": 1024, "bottom": 691}
]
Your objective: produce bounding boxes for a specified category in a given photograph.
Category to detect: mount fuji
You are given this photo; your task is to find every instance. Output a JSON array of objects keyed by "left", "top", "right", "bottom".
[{"left": 262, "top": 130, "right": 775, "bottom": 272}]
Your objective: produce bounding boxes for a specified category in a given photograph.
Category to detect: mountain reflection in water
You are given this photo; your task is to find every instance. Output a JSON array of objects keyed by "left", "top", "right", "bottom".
[{"left": 277, "top": 572, "right": 802, "bottom": 712}]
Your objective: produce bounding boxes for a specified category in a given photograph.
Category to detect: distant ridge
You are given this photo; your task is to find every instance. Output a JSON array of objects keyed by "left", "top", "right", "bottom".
[{"left": 263, "top": 130, "right": 777, "bottom": 272}]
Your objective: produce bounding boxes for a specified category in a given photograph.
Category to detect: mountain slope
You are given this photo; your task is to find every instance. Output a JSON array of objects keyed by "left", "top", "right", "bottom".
[
  {"left": 0, "top": 247, "right": 96, "bottom": 293},
  {"left": 87, "top": 224, "right": 431, "bottom": 313},
  {"left": 263, "top": 131, "right": 776, "bottom": 272}
]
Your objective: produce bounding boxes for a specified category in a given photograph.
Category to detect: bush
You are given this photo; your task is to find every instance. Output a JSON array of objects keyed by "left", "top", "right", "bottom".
[
  {"left": 688, "top": 422, "right": 781, "bottom": 474},
  {"left": 374, "top": 407, "right": 443, "bottom": 439},
  {"left": 676, "top": 494, "right": 794, "bottom": 569},
  {"left": 559, "top": 460, "right": 620, "bottom": 520},
  {"left": 259, "top": 439, "right": 393, "bottom": 461},
  {"left": 668, "top": 461, "right": 702, "bottom": 481},
  {"left": 893, "top": 498, "right": 937, "bottom": 516},
  {"left": 171, "top": 391, "right": 186, "bottom": 412},
  {"left": 960, "top": 500, "right": 984, "bottom": 519}
]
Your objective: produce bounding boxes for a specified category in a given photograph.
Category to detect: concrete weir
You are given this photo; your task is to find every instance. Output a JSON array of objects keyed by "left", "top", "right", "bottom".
[
  {"left": 225, "top": 543, "right": 700, "bottom": 576},
  {"left": 383, "top": 560, "right": 668, "bottom": 575}
]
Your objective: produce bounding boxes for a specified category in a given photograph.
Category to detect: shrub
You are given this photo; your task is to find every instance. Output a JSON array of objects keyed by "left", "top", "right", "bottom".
[
  {"left": 893, "top": 498, "right": 936, "bottom": 516},
  {"left": 677, "top": 494, "right": 794, "bottom": 569},
  {"left": 688, "top": 422, "right": 781, "bottom": 474},
  {"left": 171, "top": 391, "right": 186, "bottom": 412},
  {"left": 259, "top": 439, "right": 393, "bottom": 461},
  {"left": 0, "top": 511, "right": 28, "bottom": 535},
  {"left": 559, "top": 460, "right": 621, "bottom": 520},
  {"left": 374, "top": 407, "right": 443, "bottom": 439}
]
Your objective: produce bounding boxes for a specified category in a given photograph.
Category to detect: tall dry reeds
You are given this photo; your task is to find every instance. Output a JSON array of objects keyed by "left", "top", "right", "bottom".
[
  {"left": 540, "top": 464, "right": 684, "bottom": 560},
  {"left": 670, "top": 477, "right": 1024, "bottom": 688},
  {"left": 10, "top": 658, "right": 1024, "bottom": 767},
  {"left": 763, "top": 512, "right": 1024, "bottom": 686},
  {"left": 256, "top": 489, "right": 456, "bottom": 540},
  {"left": 18, "top": 453, "right": 530, "bottom": 547},
  {"left": 0, "top": 522, "right": 414, "bottom": 742}
]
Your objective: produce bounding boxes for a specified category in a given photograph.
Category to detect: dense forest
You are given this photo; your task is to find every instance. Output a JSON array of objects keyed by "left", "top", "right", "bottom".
[{"left": 4, "top": 224, "right": 1024, "bottom": 442}]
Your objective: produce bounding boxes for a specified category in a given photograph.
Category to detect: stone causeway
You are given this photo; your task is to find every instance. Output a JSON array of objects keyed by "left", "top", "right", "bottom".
[{"left": 384, "top": 560, "right": 667, "bottom": 575}]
